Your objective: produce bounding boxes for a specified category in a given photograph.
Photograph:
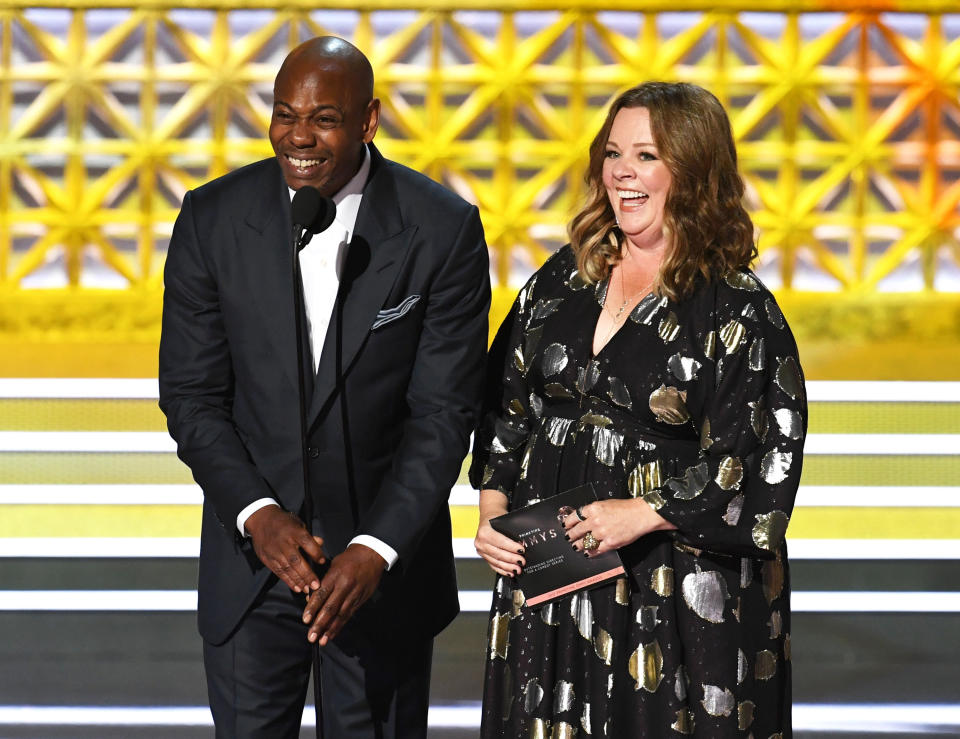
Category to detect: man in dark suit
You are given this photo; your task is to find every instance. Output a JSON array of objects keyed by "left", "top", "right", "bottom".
[{"left": 159, "top": 36, "right": 489, "bottom": 738}]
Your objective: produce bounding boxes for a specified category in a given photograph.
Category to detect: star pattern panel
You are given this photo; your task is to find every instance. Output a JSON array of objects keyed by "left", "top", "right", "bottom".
[{"left": 0, "top": 2, "right": 958, "bottom": 339}]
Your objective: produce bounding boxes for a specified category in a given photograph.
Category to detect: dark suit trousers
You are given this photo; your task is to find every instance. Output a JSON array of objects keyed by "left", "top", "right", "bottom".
[{"left": 203, "top": 576, "right": 433, "bottom": 739}]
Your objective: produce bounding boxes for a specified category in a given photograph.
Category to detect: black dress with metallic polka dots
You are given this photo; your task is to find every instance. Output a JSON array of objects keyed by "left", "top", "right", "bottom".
[{"left": 470, "top": 245, "right": 806, "bottom": 738}]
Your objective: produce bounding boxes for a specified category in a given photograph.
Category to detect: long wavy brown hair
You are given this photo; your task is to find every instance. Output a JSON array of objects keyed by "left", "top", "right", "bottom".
[{"left": 568, "top": 82, "right": 757, "bottom": 301}]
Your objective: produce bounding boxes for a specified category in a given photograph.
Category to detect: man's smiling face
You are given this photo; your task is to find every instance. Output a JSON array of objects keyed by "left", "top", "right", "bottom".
[{"left": 269, "top": 57, "right": 378, "bottom": 195}]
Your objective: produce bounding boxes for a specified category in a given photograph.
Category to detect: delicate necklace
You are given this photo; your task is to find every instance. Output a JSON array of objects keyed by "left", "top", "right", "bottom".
[
  {"left": 604, "top": 265, "right": 655, "bottom": 324},
  {"left": 594, "top": 265, "right": 656, "bottom": 358}
]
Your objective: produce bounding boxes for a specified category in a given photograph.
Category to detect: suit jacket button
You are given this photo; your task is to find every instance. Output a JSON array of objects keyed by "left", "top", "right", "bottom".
[{"left": 307, "top": 446, "right": 320, "bottom": 458}]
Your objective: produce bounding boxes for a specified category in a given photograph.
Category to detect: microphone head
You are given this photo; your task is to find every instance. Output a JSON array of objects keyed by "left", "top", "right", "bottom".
[
  {"left": 291, "top": 186, "right": 336, "bottom": 242},
  {"left": 310, "top": 196, "right": 336, "bottom": 234}
]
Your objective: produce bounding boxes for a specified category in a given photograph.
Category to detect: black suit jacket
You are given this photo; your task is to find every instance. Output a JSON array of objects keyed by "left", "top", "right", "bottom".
[{"left": 159, "top": 145, "right": 489, "bottom": 645}]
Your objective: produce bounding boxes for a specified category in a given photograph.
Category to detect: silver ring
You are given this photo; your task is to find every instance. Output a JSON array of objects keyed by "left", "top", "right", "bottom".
[
  {"left": 575, "top": 506, "right": 587, "bottom": 521},
  {"left": 582, "top": 532, "right": 599, "bottom": 551}
]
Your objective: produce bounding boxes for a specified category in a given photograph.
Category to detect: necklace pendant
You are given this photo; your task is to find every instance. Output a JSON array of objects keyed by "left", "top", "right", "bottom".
[{"left": 614, "top": 299, "right": 629, "bottom": 322}]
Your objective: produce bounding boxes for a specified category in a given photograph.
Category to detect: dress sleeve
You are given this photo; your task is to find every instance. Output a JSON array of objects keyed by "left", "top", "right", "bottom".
[
  {"left": 468, "top": 277, "right": 539, "bottom": 501},
  {"left": 652, "top": 286, "right": 807, "bottom": 559}
]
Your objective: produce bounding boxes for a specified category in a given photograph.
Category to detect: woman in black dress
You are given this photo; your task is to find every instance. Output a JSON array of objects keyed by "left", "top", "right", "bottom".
[{"left": 471, "top": 82, "right": 805, "bottom": 738}]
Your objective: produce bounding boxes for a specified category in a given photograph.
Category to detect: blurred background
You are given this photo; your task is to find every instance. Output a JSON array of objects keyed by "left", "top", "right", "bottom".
[{"left": 0, "top": 2, "right": 958, "bottom": 737}]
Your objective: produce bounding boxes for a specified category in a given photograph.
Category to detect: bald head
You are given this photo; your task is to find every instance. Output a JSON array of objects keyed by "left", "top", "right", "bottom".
[
  {"left": 269, "top": 36, "right": 380, "bottom": 194},
  {"left": 276, "top": 36, "right": 374, "bottom": 102}
]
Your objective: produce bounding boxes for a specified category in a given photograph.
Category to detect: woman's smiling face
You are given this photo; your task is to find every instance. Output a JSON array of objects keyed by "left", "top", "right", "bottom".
[{"left": 601, "top": 106, "right": 672, "bottom": 251}]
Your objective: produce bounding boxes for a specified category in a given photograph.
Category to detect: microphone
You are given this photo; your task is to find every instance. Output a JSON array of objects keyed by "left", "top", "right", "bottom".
[{"left": 291, "top": 186, "right": 336, "bottom": 249}]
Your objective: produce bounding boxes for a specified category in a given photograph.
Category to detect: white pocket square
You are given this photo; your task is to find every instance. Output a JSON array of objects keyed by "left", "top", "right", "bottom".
[{"left": 372, "top": 294, "right": 421, "bottom": 330}]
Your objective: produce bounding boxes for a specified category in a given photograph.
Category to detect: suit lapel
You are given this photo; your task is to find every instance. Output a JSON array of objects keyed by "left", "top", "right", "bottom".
[
  {"left": 240, "top": 160, "right": 304, "bottom": 394},
  {"left": 307, "top": 147, "right": 416, "bottom": 427}
]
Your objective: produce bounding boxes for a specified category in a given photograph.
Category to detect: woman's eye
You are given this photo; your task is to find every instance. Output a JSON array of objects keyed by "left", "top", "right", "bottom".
[
  {"left": 639, "top": 151, "right": 657, "bottom": 161},
  {"left": 604, "top": 150, "right": 619, "bottom": 159}
]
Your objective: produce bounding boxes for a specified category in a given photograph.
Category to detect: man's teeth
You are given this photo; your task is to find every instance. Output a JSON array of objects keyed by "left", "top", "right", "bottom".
[
  {"left": 287, "top": 156, "right": 320, "bottom": 169},
  {"left": 617, "top": 190, "right": 648, "bottom": 199}
]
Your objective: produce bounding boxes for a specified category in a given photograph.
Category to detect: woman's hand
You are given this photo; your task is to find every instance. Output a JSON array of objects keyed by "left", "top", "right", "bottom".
[
  {"left": 563, "top": 498, "right": 676, "bottom": 556},
  {"left": 475, "top": 489, "right": 526, "bottom": 577}
]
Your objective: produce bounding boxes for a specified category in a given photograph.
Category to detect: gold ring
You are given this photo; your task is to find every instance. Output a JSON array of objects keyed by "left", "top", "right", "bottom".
[{"left": 582, "top": 532, "right": 599, "bottom": 551}]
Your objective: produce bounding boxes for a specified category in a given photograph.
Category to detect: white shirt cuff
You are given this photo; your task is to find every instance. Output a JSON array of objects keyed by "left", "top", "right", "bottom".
[
  {"left": 349, "top": 535, "right": 398, "bottom": 571},
  {"left": 237, "top": 498, "right": 280, "bottom": 536}
]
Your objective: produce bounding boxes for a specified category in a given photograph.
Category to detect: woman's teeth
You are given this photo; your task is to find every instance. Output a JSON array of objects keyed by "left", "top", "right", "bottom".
[{"left": 617, "top": 189, "right": 647, "bottom": 201}]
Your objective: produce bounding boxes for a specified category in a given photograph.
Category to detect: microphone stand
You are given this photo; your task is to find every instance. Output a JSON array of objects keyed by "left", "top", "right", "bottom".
[{"left": 291, "top": 223, "right": 325, "bottom": 739}]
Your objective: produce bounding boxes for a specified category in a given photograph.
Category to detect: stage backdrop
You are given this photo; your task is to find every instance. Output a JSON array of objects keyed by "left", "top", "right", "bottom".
[{"left": 0, "top": 1, "right": 958, "bottom": 349}]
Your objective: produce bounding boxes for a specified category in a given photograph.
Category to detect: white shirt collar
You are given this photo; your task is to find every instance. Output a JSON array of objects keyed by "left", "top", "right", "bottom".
[{"left": 287, "top": 144, "right": 371, "bottom": 240}]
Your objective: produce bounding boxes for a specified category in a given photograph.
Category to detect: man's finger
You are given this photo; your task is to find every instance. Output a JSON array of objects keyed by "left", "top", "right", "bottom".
[
  {"left": 280, "top": 549, "right": 319, "bottom": 593},
  {"left": 311, "top": 536, "right": 327, "bottom": 562},
  {"left": 302, "top": 586, "right": 331, "bottom": 622},
  {"left": 297, "top": 532, "right": 326, "bottom": 566},
  {"left": 308, "top": 605, "right": 337, "bottom": 643},
  {"left": 317, "top": 592, "right": 362, "bottom": 645},
  {"left": 307, "top": 586, "right": 347, "bottom": 642},
  {"left": 271, "top": 556, "right": 303, "bottom": 593},
  {"left": 318, "top": 613, "right": 351, "bottom": 646},
  {"left": 320, "top": 596, "right": 359, "bottom": 643}
]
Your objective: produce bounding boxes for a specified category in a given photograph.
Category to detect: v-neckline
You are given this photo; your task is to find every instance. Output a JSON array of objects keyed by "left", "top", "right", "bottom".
[
  {"left": 591, "top": 277, "right": 621, "bottom": 358},
  {"left": 591, "top": 280, "right": 659, "bottom": 358}
]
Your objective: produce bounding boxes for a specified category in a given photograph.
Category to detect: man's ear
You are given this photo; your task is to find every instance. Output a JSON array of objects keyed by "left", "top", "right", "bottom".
[{"left": 362, "top": 98, "right": 380, "bottom": 143}]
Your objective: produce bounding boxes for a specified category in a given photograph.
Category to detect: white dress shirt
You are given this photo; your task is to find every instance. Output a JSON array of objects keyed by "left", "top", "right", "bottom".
[{"left": 236, "top": 147, "right": 398, "bottom": 570}]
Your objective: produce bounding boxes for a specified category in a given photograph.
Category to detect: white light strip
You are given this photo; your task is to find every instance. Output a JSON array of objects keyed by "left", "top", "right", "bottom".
[
  {"left": 449, "top": 484, "right": 478, "bottom": 506},
  {"left": 0, "top": 706, "right": 213, "bottom": 726},
  {"left": 1, "top": 537, "right": 958, "bottom": 561},
  {"left": 794, "top": 486, "right": 960, "bottom": 507},
  {"left": 460, "top": 590, "right": 493, "bottom": 612},
  {"left": 2, "top": 379, "right": 959, "bottom": 403},
  {"left": 0, "top": 485, "right": 203, "bottom": 505},
  {"left": 2, "top": 431, "right": 957, "bottom": 455},
  {"left": 453, "top": 538, "right": 480, "bottom": 558},
  {"left": 0, "top": 483, "right": 475, "bottom": 506},
  {"left": 0, "top": 431, "right": 176, "bottom": 453},
  {"left": 806, "top": 381, "right": 960, "bottom": 403},
  {"left": 0, "top": 538, "right": 201, "bottom": 558},
  {"left": 2, "top": 589, "right": 958, "bottom": 613},
  {"left": 0, "top": 378, "right": 160, "bottom": 399},
  {"left": 787, "top": 539, "right": 960, "bottom": 560},
  {"left": 0, "top": 591, "right": 198, "bottom": 611},
  {"left": 804, "top": 433, "right": 960, "bottom": 455},
  {"left": 426, "top": 705, "right": 483, "bottom": 728},
  {"left": 2, "top": 483, "right": 957, "bottom": 509},
  {"left": 0, "top": 704, "right": 481, "bottom": 728},
  {"left": 0, "top": 703, "right": 957, "bottom": 730},
  {"left": 793, "top": 704, "right": 960, "bottom": 732},
  {"left": 793, "top": 591, "right": 960, "bottom": 613}
]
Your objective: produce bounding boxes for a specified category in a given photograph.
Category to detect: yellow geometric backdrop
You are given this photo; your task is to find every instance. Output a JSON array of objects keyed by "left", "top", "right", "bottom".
[{"left": 0, "top": 1, "right": 958, "bottom": 341}]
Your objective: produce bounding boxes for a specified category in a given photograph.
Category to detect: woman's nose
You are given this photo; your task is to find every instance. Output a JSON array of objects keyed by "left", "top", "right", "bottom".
[{"left": 611, "top": 158, "right": 633, "bottom": 179}]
